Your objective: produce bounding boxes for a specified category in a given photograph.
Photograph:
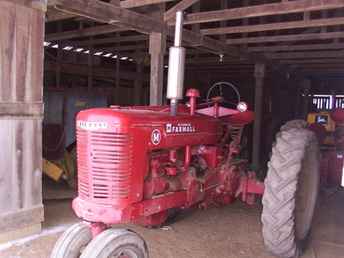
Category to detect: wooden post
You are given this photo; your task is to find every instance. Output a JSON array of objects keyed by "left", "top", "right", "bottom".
[
  {"left": 88, "top": 35, "right": 94, "bottom": 92},
  {"left": 115, "top": 32, "right": 120, "bottom": 104},
  {"left": 109, "top": 0, "right": 120, "bottom": 104},
  {"left": 252, "top": 63, "right": 266, "bottom": 170},
  {"left": 56, "top": 22, "right": 62, "bottom": 88},
  {"left": 149, "top": 4, "right": 166, "bottom": 105},
  {"left": 149, "top": 32, "right": 165, "bottom": 105},
  {"left": 134, "top": 57, "right": 144, "bottom": 105},
  {"left": 0, "top": 0, "right": 45, "bottom": 243},
  {"left": 56, "top": 43, "right": 62, "bottom": 88}
]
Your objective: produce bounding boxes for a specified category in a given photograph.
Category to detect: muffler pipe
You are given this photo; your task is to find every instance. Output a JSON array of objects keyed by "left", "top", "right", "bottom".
[{"left": 167, "top": 11, "right": 186, "bottom": 116}]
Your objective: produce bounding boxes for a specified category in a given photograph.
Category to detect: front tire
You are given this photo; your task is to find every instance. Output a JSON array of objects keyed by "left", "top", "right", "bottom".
[
  {"left": 80, "top": 229, "right": 148, "bottom": 258},
  {"left": 50, "top": 222, "right": 92, "bottom": 258},
  {"left": 261, "top": 120, "right": 320, "bottom": 258}
]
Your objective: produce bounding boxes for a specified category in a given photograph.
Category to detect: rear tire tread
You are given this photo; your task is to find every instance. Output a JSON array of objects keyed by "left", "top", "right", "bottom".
[{"left": 262, "top": 120, "right": 320, "bottom": 258}]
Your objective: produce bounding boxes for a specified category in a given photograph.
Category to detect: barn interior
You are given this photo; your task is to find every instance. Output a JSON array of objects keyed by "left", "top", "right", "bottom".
[{"left": 1, "top": 1, "right": 344, "bottom": 258}]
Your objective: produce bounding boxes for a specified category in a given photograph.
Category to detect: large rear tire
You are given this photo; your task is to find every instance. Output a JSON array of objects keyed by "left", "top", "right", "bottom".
[
  {"left": 80, "top": 229, "right": 148, "bottom": 258},
  {"left": 261, "top": 120, "right": 320, "bottom": 258},
  {"left": 50, "top": 222, "right": 92, "bottom": 258}
]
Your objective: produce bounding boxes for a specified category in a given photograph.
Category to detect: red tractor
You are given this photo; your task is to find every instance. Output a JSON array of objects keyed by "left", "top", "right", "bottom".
[{"left": 51, "top": 12, "right": 324, "bottom": 258}]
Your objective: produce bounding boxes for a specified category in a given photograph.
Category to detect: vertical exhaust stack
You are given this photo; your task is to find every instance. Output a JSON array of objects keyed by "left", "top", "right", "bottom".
[{"left": 167, "top": 11, "right": 186, "bottom": 116}]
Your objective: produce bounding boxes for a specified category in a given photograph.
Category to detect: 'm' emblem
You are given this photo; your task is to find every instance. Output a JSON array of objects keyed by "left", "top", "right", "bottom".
[{"left": 151, "top": 129, "right": 162, "bottom": 145}]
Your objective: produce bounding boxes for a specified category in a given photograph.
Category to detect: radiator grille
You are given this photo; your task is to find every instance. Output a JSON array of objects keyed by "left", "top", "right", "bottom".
[{"left": 77, "top": 129, "right": 133, "bottom": 203}]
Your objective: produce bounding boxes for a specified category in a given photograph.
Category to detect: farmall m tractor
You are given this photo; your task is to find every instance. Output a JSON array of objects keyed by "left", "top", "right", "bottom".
[{"left": 51, "top": 12, "right": 323, "bottom": 258}]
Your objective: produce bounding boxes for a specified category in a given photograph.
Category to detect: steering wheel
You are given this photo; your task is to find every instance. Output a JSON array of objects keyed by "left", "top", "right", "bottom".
[{"left": 206, "top": 81, "right": 241, "bottom": 108}]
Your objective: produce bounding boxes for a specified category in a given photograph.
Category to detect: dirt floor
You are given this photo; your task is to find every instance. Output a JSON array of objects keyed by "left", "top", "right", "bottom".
[{"left": 0, "top": 189, "right": 343, "bottom": 258}]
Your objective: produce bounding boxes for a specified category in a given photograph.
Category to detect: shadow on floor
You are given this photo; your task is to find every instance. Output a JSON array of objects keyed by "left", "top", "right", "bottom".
[{"left": 0, "top": 190, "right": 343, "bottom": 258}]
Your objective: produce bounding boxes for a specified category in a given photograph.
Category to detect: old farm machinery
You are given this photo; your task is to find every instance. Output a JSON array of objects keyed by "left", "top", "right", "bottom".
[{"left": 51, "top": 12, "right": 324, "bottom": 258}]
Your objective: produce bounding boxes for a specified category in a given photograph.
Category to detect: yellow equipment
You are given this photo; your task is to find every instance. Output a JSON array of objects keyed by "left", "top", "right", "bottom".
[
  {"left": 42, "top": 148, "right": 77, "bottom": 187},
  {"left": 307, "top": 111, "right": 336, "bottom": 145},
  {"left": 307, "top": 111, "right": 336, "bottom": 132},
  {"left": 43, "top": 159, "right": 64, "bottom": 181}
]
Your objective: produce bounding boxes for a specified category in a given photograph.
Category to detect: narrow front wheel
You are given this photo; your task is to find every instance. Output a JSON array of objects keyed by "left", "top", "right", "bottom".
[
  {"left": 80, "top": 229, "right": 148, "bottom": 258},
  {"left": 50, "top": 222, "right": 92, "bottom": 258}
]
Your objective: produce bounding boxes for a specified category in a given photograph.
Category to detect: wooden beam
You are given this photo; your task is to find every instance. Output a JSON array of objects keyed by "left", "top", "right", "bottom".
[
  {"left": 45, "top": 61, "right": 148, "bottom": 81},
  {"left": 49, "top": 0, "right": 229, "bottom": 55},
  {"left": 2, "top": 0, "right": 47, "bottom": 11},
  {"left": 46, "top": 8, "right": 75, "bottom": 21},
  {"left": 121, "top": 0, "right": 175, "bottom": 8},
  {"left": 202, "top": 17, "right": 344, "bottom": 35},
  {"left": 51, "top": 0, "right": 164, "bottom": 34},
  {"left": 280, "top": 58, "right": 344, "bottom": 64},
  {"left": 292, "top": 64, "right": 344, "bottom": 69},
  {"left": 46, "top": 25, "right": 128, "bottom": 41},
  {"left": 48, "top": 26, "right": 227, "bottom": 56},
  {"left": 164, "top": 0, "right": 200, "bottom": 21},
  {"left": 300, "top": 69, "right": 344, "bottom": 75},
  {"left": 102, "top": 44, "right": 148, "bottom": 52},
  {"left": 186, "top": 57, "right": 251, "bottom": 65},
  {"left": 299, "top": 67, "right": 344, "bottom": 71},
  {"left": 268, "top": 50, "right": 344, "bottom": 59},
  {"left": 186, "top": 55, "right": 344, "bottom": 65},
  {"left": 181, "top": 0, "right": 344, "bottom": 25},
  {"left": 248, "top": 43, "right": 344, "bottom": 53},
  {"left": 226, "top": 31, "right": 344, "bottom": 45},
  {"left": 46, "top": 0, "right": 176, "bottom": 22},
  {"left": 72, "top": 35, "right": 148, "bottom": 46}
]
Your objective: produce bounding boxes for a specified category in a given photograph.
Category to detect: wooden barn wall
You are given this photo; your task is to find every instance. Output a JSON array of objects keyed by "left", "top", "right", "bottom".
[{"left": 0, "top": 1, "right": 45, "bottom": 241}]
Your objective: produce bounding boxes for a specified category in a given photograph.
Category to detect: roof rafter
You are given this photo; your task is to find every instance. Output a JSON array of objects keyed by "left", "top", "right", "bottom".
[
  {"left": 226, "top": 31, "right": 344, "bottom": 45},
  {"left": 179, "top": 0, "right": 344, "bottom": 25},
  {"left": 164, "top": 0, "right": 200, "bottom": 21},
  {"left": 201, "top": 17, "right": 344, "bottom": 35},
  {"left": 46, "top": 0, "right": 176, "bottom": 21},
  {"left": 51, "top": 0, "right": 163, "bottom": 34},
  {"left": 248, "top": 43, "right": 344, "bottom": 53},
  {"left": 268, "top": 50, "right": 344, "bottom": 59},
  {"left": 49, "top": 0, "right": 233, "bottom": 55},
  {"left": 46, "top": 25, "right": 129, "bottom": 41},
  {"left": 121, "top": 0, "right": 176, "bottom": 8}
]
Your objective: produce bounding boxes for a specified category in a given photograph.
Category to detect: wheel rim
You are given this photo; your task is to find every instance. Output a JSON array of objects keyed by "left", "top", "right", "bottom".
[
  {"left": 111, "top": 246, "right": 141, "bottom": 258},
  {"left": 295, "top": 143, "right": 319, "bottom": 240}
]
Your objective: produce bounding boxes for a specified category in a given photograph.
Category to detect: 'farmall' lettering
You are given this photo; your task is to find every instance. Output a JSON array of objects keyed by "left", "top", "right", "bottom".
[
  {"left": 165, "top": 123, "right": 196, "bottom": 134},
  {"left": 77, "top": 120, "right": 108, "bottom": 131}
]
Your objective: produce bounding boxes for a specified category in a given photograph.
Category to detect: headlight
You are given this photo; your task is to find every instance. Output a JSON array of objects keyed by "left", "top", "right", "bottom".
[{"left": 237, "top": 102, "right": 248, "bottom": 112}]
